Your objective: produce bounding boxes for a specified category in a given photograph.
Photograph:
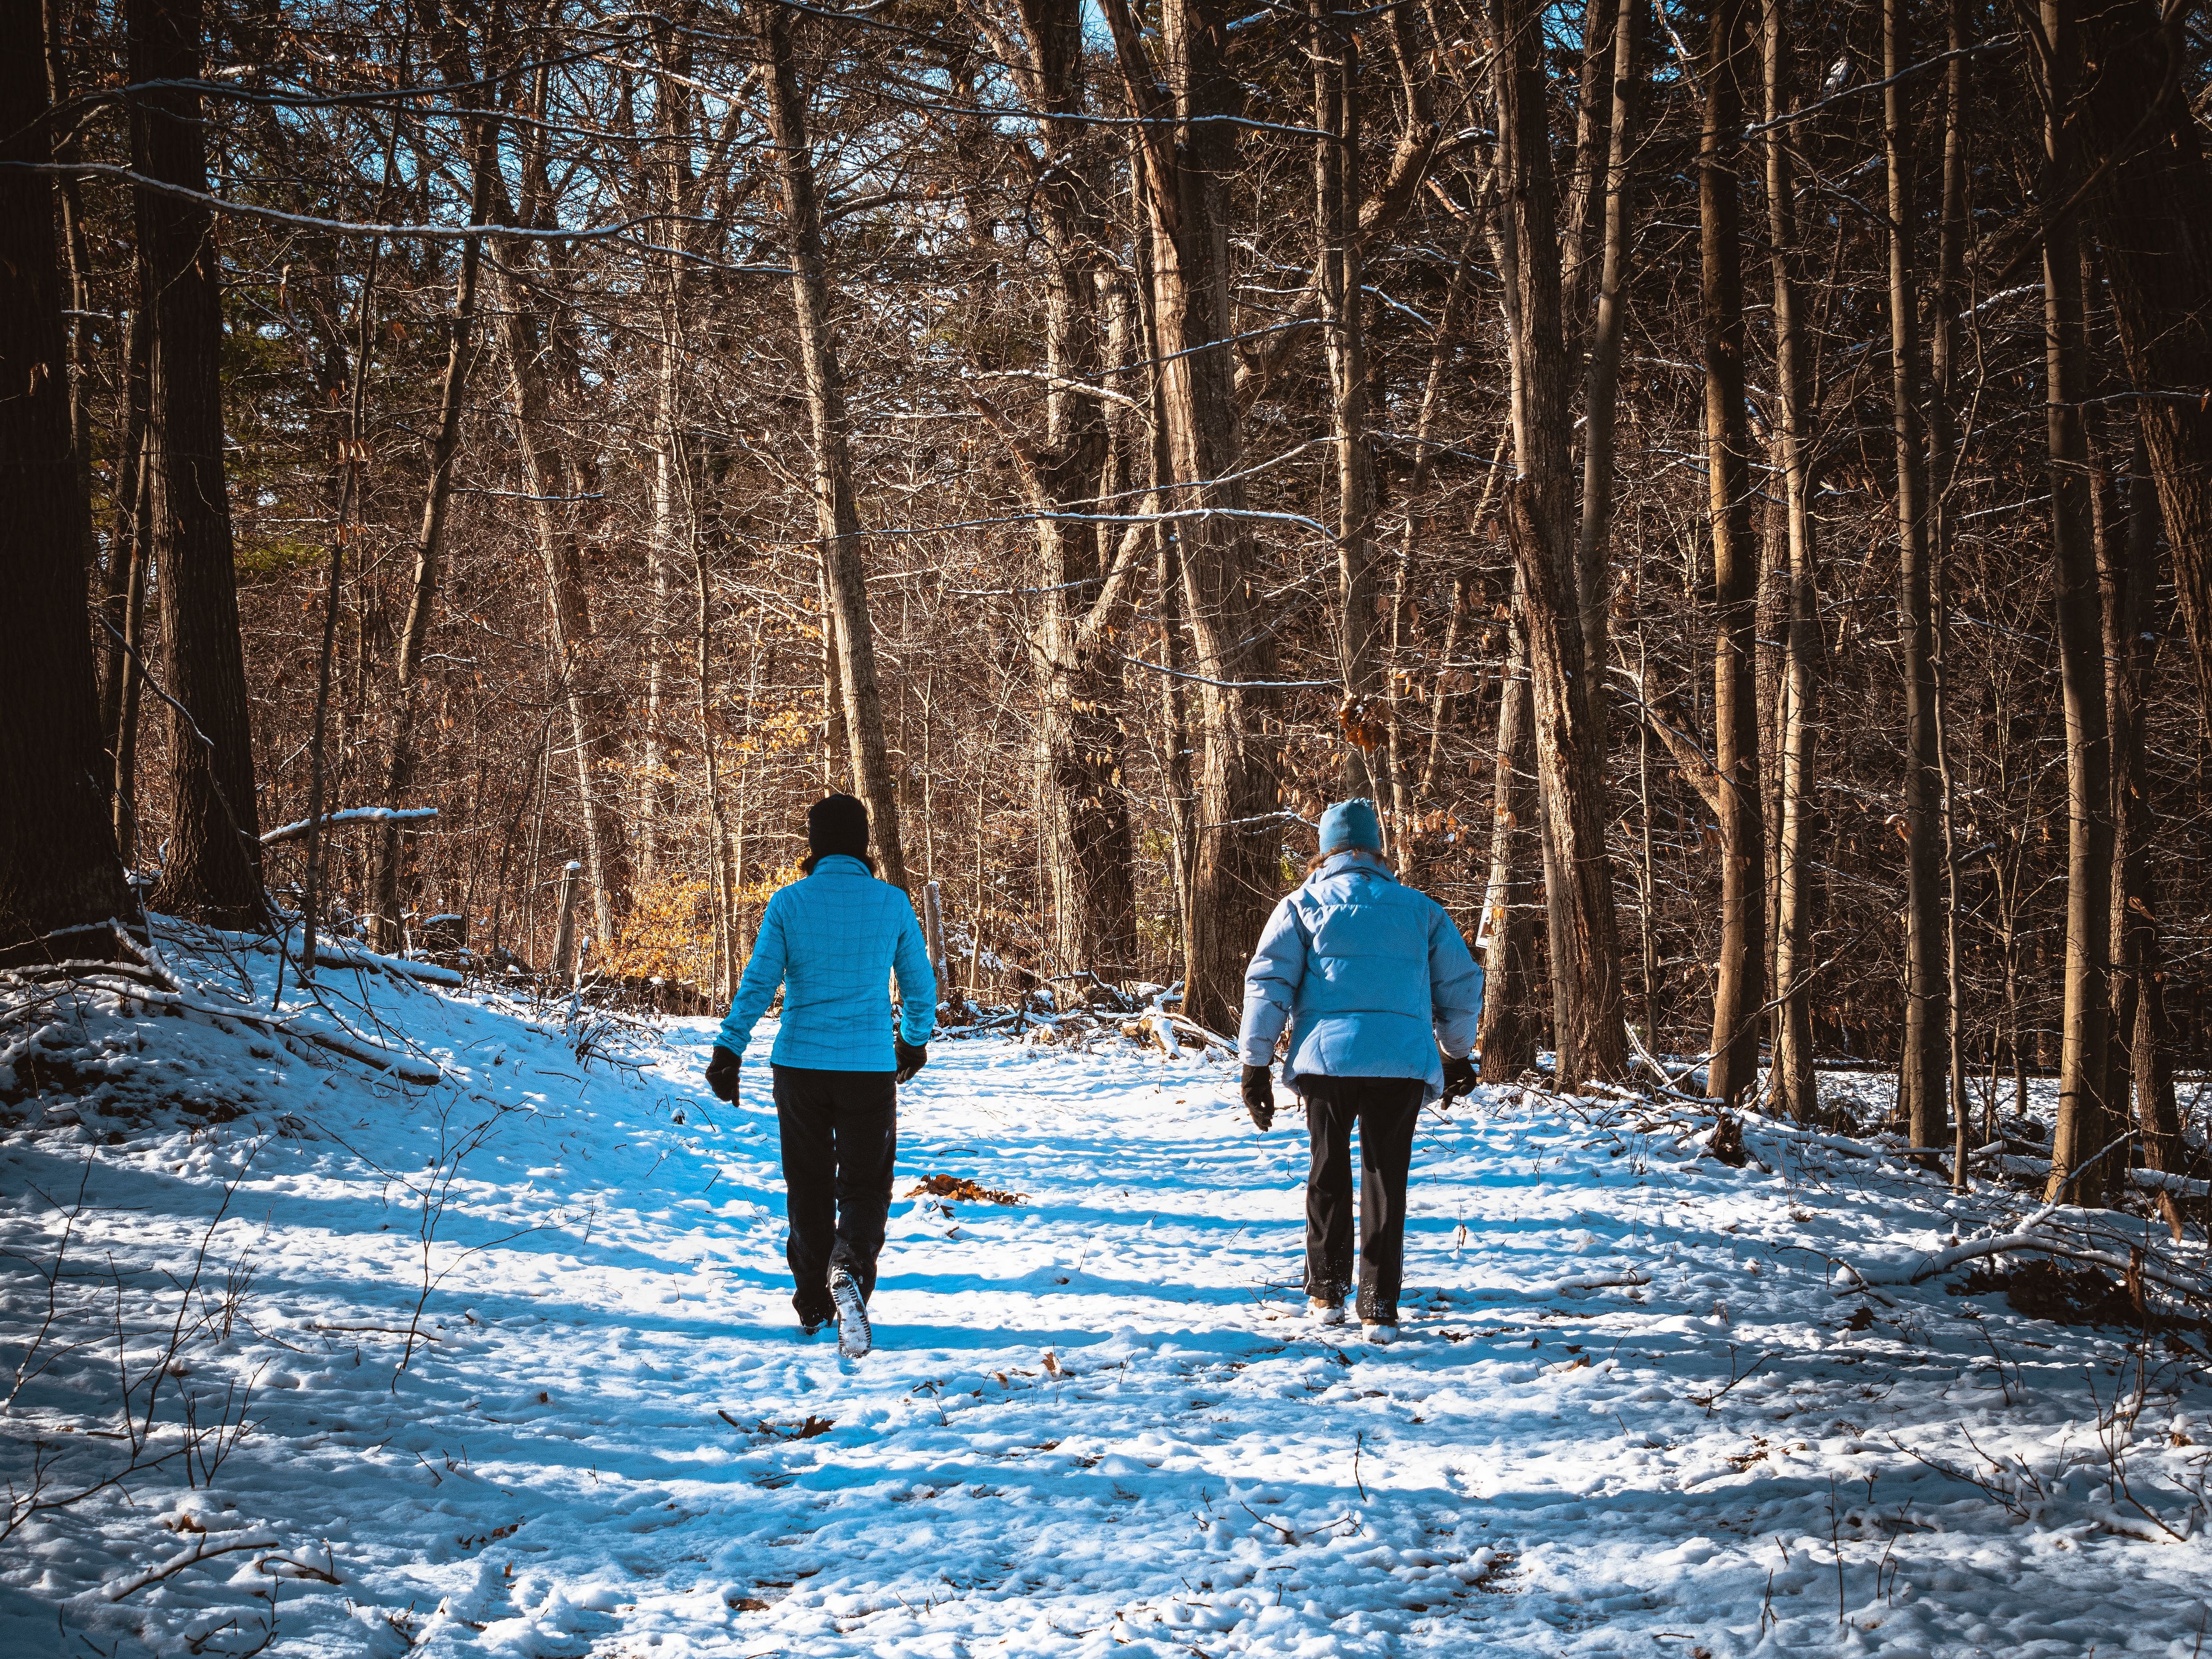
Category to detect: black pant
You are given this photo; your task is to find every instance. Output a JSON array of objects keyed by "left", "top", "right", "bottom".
[
  {"left": 772, "top": 1065, "right": 898, "bottom": 1326},
  {"left": 1299, "top": 1076, "right": 1423, "bottom": 1323}
]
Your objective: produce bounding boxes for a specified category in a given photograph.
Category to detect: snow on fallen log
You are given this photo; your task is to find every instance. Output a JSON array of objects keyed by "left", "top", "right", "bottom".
[
  {"left": 304, "top": 935, "right": 465, "bottom": 988},
  {"left": 75, "top": 979, "right": 443, "bottom": 1086},
  {"left": 1464, "top": 1268, "right": 1650, "bottom": 1299},
  {"left": 1839, "top": 1214, "right": 2212, "bottom": 1299},
  {"left": 206, "top": 923, "right": 465, "bottom": 988},
  {"left": 260, "top": 804, "right": 438, "bottom": 846}
]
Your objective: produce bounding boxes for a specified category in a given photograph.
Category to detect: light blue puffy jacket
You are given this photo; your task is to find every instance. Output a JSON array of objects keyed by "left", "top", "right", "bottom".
[
  {"left": 715, "top": 854, "right": 937, "bottom": 1071},
  {"left": 1236, "top": 851, "right": 1483, "bottom": 1103}
]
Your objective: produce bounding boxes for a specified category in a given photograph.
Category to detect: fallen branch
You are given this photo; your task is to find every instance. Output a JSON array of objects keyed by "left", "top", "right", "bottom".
[
  {"left": 260, "top": 805, "right": 438, "bottom": 847},
  {"left": 1839, "top": 1227, "right": 2211, "bottom": 1298},
  {"left": 105, "top": 1533, "right": 281, "bottom": 1601}
]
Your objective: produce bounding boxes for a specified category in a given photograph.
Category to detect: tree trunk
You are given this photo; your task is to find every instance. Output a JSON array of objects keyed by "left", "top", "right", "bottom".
[
  {"left": 1764, "top": 0, "right": 1820, "bottom": 1121},
  {"left": 41, "top": 0, "right": 99, "bottom": 590},
  {"left": 486, "top": 261, "right": 621, "bottom": 946},
  {"left": 757, "top": 5, "right": 910, "bottom": 894},
  {"left": 1699, "top": 0, "right": 1765, "bottom": 1104},
  {"left": 368, "top": 34, "right": 494, "bottom": 951},
  {"left": 2106, "top": 429, "right": 2180, "bottom": 1207},
  {"left": 1493, "top": 0, "right": 1627, "bottom": 1090},
  {"left": 0, "top": 4, "right": 132, "bottom": 957},
  {"left": 133, "top": 0, "right": 265, "bottom": 925},
  {"left": 111, "top": 448, "right": 153, "bottom": 863},
  {"left": 1316, "top": 0, "right": 1383, "bottom": 800},
  {"left": 1888, "top": 0, "right": 1947, "bottom": 1154},
  {"left": 2038, "top": 0, "right": 2114, "bottom": 1205},
  {"left": 1572, "top": 0, "right": 1643, "bottom": 756},
  {"left": 2076, "top": 0, "right": 2212, "bottom": 733},
  {"left": 1102, "top": 0, "right": 1281, "bottom": 1035},
  {"left": 972, "top": 0, "right": 1140, "bottom": 981},
  {"left": 1478, "top": 573, "right": 1540, "bottom": 1080},
  {"left": 1930, "top": 0, "right": 1971, "bottom": 1178},
  {"left": 96, "top": 308, "right": 152, "bottom": 749}
]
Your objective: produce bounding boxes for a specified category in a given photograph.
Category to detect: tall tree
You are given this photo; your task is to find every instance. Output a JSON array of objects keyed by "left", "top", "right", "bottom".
[
  {"left": 1101, "top": 0, "right": 1283, "bottom": 1034},
  {"left": 1762, "top": 0, "right": 1820, "bottom": 1120},
  {"left": 1887, "top": 0, "right": 1947, "bottom": 1153},
  {"left": 2076, "top": 0, "right": 2212, "bottom": 729},
  {"left": 964, "top": 0, "right": 1147, "bottom": 983},
  {"left": 133, "top": 0, "right": 266, "bottom": 925},
  {"left": 486, "top": 65, "right": 625, "bottom": 948},
  {"left": 1698, "top": 0, "right": 1765, "bottom": 1104},
  {"left": 0, "top": 0, "right": 133, "bottom": 958},
  {"left": 1492, "top": 0, "right": 1628, "bottom": 1089},
  {"left": 756, "top": 1, "right": 912, "bottom": 893},
  {"left": 1572, "top": 0, "right": 1643, "bottom": 736},
  {"left": 2035, "top": 0, "right": 2114, "bottom": 1204},
  {"left": 1315, "top": 0, "right": 1384, "bottom": 802},
  {"left": 369, "top": 1, "right": 497, "bottom": 952}
]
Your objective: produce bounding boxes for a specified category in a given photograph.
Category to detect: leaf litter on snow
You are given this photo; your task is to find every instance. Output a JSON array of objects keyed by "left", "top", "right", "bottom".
[{"left": 8, "top": 935, "right": 2212, "bottom": 1653}]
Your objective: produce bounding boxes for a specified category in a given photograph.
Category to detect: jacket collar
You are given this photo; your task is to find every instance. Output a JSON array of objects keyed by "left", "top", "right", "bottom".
[
  {"left": 1312, "top": 849, "right": 1395, "bottom": 883},
  {"left": 810, "top": 853, "right": 872, "bottom": 877}
]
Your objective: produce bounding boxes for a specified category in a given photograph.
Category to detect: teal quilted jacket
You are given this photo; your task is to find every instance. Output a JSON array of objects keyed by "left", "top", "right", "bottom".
[{"left": 715, "top": 855, "right": 937, "bottom": 1071}]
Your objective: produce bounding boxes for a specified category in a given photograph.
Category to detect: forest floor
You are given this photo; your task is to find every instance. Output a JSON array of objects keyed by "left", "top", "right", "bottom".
[{"left": 7, "top": 928, "right": 2212, "bottom": 1657}]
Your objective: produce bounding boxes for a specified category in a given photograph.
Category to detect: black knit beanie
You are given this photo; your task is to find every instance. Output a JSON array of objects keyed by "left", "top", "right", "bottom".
[{"left": 807, "top": 793, "right": 870, "bottom": 862}]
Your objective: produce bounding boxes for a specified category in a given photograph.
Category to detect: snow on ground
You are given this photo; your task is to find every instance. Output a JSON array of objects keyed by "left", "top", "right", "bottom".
[{"left": 7, "top": 928, "right": 2212, "bottom": 1657}]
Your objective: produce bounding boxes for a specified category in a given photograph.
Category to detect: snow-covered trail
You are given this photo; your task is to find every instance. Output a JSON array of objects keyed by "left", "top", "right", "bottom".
[{"left": 9, "top": 959, "right": 2212, "bottom": 1657}]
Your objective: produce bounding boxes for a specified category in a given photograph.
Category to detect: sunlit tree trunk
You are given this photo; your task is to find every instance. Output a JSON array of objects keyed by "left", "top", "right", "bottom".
[
  {"left": 1492, "top": 0, "right": 1627, "bottom": 1090},
  {"left": 1764, "top": 0, "right": 1820, "bottom": 1121},
  {"left": 1699, "top": 0, "right": 1765, "bottom": 1104},
  {"left": 757, "top": 3, "right": 911, "bottom": 892},
  {"left": 1102, "top": 0, "right": 1281, "bottom": 1034},
  {"left": 1315, "top": 0, "right": 1383, "bottom": 800},
  {"left": 1887, "top": 0, "right": 1947, "bottom": 1153},
  {"left": 2036, "top": 0, "right": 2113, "bottom": 1206},
  {"left": 1478, "top": 573, "right": 1540, "bottom": 1081},
  {"left": 370, "top": 13, "right": 495, "bottom": 950}
]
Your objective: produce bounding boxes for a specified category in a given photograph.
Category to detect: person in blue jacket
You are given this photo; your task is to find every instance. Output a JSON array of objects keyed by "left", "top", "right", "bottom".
[
  {"left": 1237, "top": 798, "right": 1483, "bottom": 1343},
  {"left": 704, "top": 794, "right": 936, "bottom": 1357}
]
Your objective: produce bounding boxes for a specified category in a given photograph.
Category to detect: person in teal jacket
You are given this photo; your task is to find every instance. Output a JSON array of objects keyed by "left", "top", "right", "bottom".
[
  {"left": 1237, "top": 798, "right": 1482, "bottom": 1344},
  {"left": 705, "top": 795, "right": 936, "bottom": 1356}
]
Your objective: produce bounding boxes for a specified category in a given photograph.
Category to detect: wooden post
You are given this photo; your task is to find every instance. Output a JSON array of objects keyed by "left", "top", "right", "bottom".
[{"left": 550, "top": 860, "right": 581, "bottom": 986}]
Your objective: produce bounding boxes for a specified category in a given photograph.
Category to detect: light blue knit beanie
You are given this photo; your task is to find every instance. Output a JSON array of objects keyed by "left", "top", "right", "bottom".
[{"left": 1316, "top": 797, "right": 1383, "bottom": 856}]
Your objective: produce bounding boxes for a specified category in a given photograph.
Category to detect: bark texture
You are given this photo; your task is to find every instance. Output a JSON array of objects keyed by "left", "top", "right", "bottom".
[
  {"left": 1699, "top": 0, "right": 1765, "bottom": 1104},
  {"left": 2038, "top": 0, "right": 2114, "bottom": 1204},
  {"left": 758, "top": 4, "right": 911, "bottom": 894},
  {"left": 1493, "top": 0, "right": 1627, "bottom": 1089},
  {"left": 134, "top": 0, "right": 266, "bottom": 925},
  {"left": 1102, "top": 0, "right": 1282, "bottom": 1035},
  {"left": 0, "top": 3, "right": 133, "bottom": 957}
]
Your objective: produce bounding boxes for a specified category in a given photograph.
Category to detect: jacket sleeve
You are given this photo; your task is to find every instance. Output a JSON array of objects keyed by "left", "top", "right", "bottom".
[
  {"left": 1428, "top": 902, "right": 1484, "bottom": 1058},
  {"left": 1236, "top": 897, "right": 1307, "bottom": 1066},
  {"left": 892, "top": 898, "right": 938, "bottom": 1044},
  {"left": 715, "top": 891, "right": 789, "bottom": 1056}
]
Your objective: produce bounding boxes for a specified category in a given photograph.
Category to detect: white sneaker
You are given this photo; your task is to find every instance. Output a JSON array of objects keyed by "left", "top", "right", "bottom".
[
  {"left": 1307, "top": 1297, "right": 1347, "bottom": 1326},
  {"left": 1361, "top": 1321, "right": 1399, "bottom": 1345},
  {"left": 828, "top": 1266, "right": 872, "bottom": 1358}
]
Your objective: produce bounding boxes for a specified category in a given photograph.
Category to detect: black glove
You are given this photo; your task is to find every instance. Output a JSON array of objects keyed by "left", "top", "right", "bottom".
[
  {"left": 1241, "top": 1063, "right": 1276, "bottom": 1132},
  {"left": 1440, "top": 1053, "right": 1477, "bottom": 1106},
  {"left": 895, "top": 1036, "right": 928, "bottom": 1084},
  {"left": 705, "top": 1045, "right": 740, "bottom": 1102}
]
